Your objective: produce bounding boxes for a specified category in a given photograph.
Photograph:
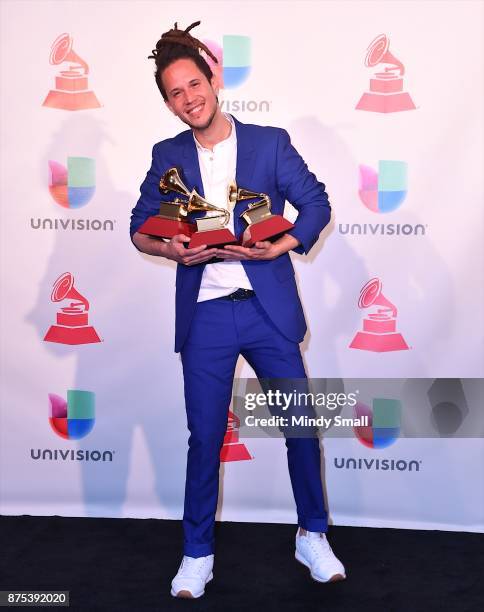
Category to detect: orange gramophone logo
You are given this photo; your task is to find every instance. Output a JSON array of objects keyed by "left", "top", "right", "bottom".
[
  {"left": 220, "top": 410, "right": 252, "bottom": 462},
  {"left": 356, "top": 34, "right": 416, "bottom": 113},
  {"left": 42, "top": 33, "right": 101, "bottom": 111},
  {"left": 44, "top": 272, "right": 101, "bottom": 345},
  {"left": 349, "top": 278, "right": 409, "bottom": 352}
]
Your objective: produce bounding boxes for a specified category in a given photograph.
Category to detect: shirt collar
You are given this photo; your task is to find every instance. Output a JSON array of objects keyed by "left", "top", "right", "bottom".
[{"left": 193, "top": 113, "right": 236, "bottom": 153}]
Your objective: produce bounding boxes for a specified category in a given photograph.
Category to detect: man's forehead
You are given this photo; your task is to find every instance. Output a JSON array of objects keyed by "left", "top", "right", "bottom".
[{"left": 163, "top": 58, "right": 206, "bottom": 88}]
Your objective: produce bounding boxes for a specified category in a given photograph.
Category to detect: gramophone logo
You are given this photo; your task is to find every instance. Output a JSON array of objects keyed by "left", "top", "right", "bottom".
[
  {"left": 49, "top": 390, "right": 95, "bottom": 440},
  {"left": 42, "top": 33, "right": 101, "bottom": 111},
  {"left": 220, "top": 410, "right": 252, "bottom": 462},
  {"left": 356, "top": 34, "right": 416, "bottom": 113},
  {"left": 44, "top": 272, "right": 101, "bottom": 345},
  {"left": 49, "top": 157, "right": 95, "bottom": 208},
  {"left": 204, "top": 35, "right": 251, "bottom": 88},
  {"left": 349, "top": 278, "right": 409, "bottom": 352},
  {"left": 353, "top": 398, "right": 401, "bottom": 449},
  {"left": 359, "top": 161, "right": 407, "bottom": 213}
]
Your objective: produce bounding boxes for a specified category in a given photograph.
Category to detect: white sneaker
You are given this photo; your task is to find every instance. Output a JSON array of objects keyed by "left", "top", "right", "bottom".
[
  {"left": 170, "top": 554, "right": 214, "bottom": 598},
  {"left": 295, "top": 531, "right": 346, "bottom": 583}
]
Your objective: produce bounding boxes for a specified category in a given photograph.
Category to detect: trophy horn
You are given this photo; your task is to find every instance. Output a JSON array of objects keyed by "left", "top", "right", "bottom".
[
  {"left": 187, "top": 192, "right": 230, "bottom": 226},
  {"left": 159, "top": 168, "right": 191, "bottom": 197}
]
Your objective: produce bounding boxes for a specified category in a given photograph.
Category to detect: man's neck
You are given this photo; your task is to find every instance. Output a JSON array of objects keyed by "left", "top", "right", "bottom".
[{"left": 193, "top": 111, "right": 232, "bottom": 151}]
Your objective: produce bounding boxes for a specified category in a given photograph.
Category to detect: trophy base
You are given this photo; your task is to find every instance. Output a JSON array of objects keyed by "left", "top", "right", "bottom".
[
  {"left": 138, "top": 216, "right": 195, "bottom": 239},
  {"left": 42, "top": 89, "right": 101, "bottom": 111},
  {"left": 44, "top": 325, "right": 101, "bottom": 345},
  {"left": 349, "top": 331, "right": 409, "bottom": 352},
  {"left": 220, "top": 442, "right": 252, "bottom": 462},
  {"left": 189, "top": 228, "right": 238, "bottom": 249},
  {"left": 355, "top": 91, "right": 416, "bottom": 113},
  {"left": 242, "top": 216, "right": 295, "bottom": 247}
]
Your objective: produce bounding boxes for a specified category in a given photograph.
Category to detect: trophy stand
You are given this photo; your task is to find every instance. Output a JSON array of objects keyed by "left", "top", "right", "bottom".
[
  {"left": 188, "top": 214, "right": 238, "bottom": 248},
  {"left": 138, "top": 201, "right": 195, "bottom": 239}
]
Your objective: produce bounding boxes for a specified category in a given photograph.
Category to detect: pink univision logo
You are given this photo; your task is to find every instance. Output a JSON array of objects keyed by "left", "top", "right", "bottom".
[
  {"left": 354, "top": 399, "right": 401, "bottom": 449},
  {"left": 204, "top": 35, "right": 251, "bottom": 88},
  {"left": 359, "top": 161, "right": 407, "bottom": 213},
  {"left": 48, "top": 157, "right": 95, "bottom": 208},
  {"left": 49, "top": 390, "right": 95, "bottom": 439}
]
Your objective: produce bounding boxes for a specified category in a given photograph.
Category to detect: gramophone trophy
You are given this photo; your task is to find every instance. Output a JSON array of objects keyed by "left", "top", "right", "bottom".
[
  {"left": 44, "top": 273, "right": 101, "bottom": 345},
  {"left": 42, "top": 33, "right": 101, "bottom": 111},
  {"left": 137, "top": 168, "right": 196, "bottom": 239},
  {"left": 355, "top": 34, "right": 415, "bottom": 114},
  {"left": 349, "top": 278, "right": 409, "bottom": 352},
  {"left": 229, "top": 182, "right": 294, "bottom": 247}
]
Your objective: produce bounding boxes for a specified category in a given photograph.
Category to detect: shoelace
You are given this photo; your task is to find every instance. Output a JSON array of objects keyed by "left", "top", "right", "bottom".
[
  {"left": 307, "top": 535, "right": 334, "bottom": 560},
  {"left": 179, "top": 556, "right": 209, "bottom": 576}
]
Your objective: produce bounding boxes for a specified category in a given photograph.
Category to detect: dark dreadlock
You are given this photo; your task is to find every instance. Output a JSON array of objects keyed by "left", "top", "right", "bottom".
[{"left": 148, "top": 21, "right": 218, "bottom": 101}]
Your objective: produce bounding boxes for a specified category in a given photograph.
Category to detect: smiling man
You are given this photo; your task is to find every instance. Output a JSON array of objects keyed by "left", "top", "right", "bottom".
[{"left": 130, "top": 21, "right": 346, "bottom": 599}]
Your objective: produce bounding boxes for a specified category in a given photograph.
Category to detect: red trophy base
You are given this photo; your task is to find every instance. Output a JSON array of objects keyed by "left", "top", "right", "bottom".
[
  {"left": 242, "top": 216, "right": 294, "bottom": 247},
  {"left": 44, "top": 325, "right": 101, "bottom": 345},
  {"left": 189, "top": 228, "right": 237, "bottom": 249},
  {"left": 42, "top": 90, "right": 101, "bottom": 111},
  {"left": 138, "top": 216, "right": 195, "bottom": 239},
  {"left": 349, "top": 331, "right": 409, "bottom": 352},
  {"left": 220, "top": 442, "right": 252, "bottom": 462}
]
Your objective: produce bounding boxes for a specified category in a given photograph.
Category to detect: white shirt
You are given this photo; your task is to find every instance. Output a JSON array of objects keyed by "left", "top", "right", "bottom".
[{"left": 194, "top": 114, "right": 253, "bottom": 303}]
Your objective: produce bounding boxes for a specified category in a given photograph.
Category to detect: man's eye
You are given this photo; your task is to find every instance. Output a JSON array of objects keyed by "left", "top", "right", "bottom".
[{"left": 173, "top": 92, "right": 180, "bottom": 97}]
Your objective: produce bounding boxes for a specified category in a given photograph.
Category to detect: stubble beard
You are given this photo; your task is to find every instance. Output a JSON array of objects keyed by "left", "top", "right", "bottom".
[{"left": 183, "top": 100, "right": 219, "bottom": 132}]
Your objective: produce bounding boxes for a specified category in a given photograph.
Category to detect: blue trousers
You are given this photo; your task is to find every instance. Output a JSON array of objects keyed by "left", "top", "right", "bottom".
[{"left": 180, "top": 295, "right": 328, "bottom": 558}]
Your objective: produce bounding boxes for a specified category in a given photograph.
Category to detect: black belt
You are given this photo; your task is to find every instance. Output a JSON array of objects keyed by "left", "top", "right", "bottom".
[{"left": 218, "top": 288, "right": 256, "bottom": 301}]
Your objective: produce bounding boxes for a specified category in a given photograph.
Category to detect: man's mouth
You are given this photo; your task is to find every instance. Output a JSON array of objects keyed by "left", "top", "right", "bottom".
[{"left": 186, "top": 103, "right": 204, "bottom": 117}]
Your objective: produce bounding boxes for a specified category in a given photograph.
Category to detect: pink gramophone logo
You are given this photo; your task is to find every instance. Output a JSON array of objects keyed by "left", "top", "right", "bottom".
[
  {"left": 349, "top": 278, "right": 409, "bottom": 352},
  {"left": 42, "top": 33, "right": 101, "bottom": 111},
  {"left": 44, "top": 272, "right": 101, "bottom": 345},
  {"left": 220, "top": 410, "right": 252, "bottom": 462},
  {"left": 356, "top": 34, "right": 416, "bottom": 113}
]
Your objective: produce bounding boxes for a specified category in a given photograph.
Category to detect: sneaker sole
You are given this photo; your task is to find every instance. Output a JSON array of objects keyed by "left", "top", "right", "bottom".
[
  {"left": 295, "top": 551, "right": 346, "bottom": 583},
  {"left": 170, "top": 573, "right": 213, "bottom": 599}
]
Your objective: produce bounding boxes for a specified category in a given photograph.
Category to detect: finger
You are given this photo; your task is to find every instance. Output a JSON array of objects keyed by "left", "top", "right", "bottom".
[
  {"left": 172, "top": 234, "right": 191, "bottom": 243},
  {"left": 254, "top": 241, "right": 271, "bottom": 249}
]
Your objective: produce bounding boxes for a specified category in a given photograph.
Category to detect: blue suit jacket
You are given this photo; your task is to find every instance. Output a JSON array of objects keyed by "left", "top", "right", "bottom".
[{"left": 130, "top": 116, "right": 331, "bottom": 352}]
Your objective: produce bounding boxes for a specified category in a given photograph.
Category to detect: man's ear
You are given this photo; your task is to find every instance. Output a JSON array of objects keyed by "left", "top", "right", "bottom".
[
  {"left": 211, "top": 74, "right": 220, "bottom": 98},
  {"left": 165, "top": 99, "right": 176, "bottom": 115}
]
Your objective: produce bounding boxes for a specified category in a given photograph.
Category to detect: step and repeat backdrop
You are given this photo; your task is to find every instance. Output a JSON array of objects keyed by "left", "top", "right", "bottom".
[{"left": 1, "top": 1, "right": 483, "bottom": 532}]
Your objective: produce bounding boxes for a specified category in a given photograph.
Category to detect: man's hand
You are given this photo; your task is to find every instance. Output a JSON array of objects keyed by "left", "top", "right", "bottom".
[
  {"left": 215, "top": 233, "right": 300, "bottom": 261},
  {"left": 163, "top": 234, "right": 218, "bottom": 266}
]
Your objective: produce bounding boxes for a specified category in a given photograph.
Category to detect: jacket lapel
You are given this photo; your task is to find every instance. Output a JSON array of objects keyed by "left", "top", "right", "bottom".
[{"left": 233, "top": 116, "right": 257, "bottom": 236}]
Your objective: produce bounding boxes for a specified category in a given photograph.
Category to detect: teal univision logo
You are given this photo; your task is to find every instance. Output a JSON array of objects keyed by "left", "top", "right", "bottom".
[
  {"left": 48, "top": 390, "right": 95, "bottom": 439},
  {"left": 205, "top": 35, "right": 251, "bottom": 88},
  {"left": 354, "top": 398, "right": 401, "bottom": 448},
  {"left": 359, "top": 160, "right": 407, "bottom": 213}
]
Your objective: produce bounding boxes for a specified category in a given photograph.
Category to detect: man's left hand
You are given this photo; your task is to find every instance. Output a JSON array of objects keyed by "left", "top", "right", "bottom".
[{"left": 215, "top": 241, "right": 282, "bottom": 261}]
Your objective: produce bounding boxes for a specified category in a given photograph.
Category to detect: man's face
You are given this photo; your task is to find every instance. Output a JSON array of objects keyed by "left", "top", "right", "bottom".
[{"left": 162, "top": 58, "right": 219, "bottom": 131}]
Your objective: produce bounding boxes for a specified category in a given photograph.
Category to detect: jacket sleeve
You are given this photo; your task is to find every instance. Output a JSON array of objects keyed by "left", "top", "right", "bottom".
[
  {"left": 129, "top": 144, "right": 163, "bottom": 243},
  {"left": 275, "top": 129, "right": 331, "bottom": 255}
]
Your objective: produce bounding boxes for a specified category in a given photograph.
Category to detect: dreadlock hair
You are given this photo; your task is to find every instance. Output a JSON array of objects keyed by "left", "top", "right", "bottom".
[{"left": 148, "top": 21, "right": 218, "bottom": 101}]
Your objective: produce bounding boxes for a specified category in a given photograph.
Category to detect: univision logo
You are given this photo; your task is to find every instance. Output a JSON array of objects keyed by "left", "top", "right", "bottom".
[
  {"left": 333, "top": 457, "right": 421, "bottom": 471},
  {"left": 48, "top": 390, "right": 95, "bottom": 439},
  {"left": 29, "top": 389, "right": 114, "bottom": 462},
  {"left": 338, "top": 160, "right": 426, "bottom": 237},
  {"left": 354, "top": 398, "right": 401, "bottom": 448},
  {"left": 204, "top": 34, "right": 271, "bottom": 113},
  {"left": 49, "top": 157, "right": 95, "bottom": 209}
]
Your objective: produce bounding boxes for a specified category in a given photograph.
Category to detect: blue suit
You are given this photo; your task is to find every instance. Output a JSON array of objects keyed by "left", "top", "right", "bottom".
[
  {"left": 131, "top": 116, "right": 331, "bottom": 557},
  {"left": 130, "top": 116, "right": 331, "bottom": 353}
]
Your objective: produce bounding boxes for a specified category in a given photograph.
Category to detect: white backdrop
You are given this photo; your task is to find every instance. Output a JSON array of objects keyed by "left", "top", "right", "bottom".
[{"left": 1, "top": 0, "right": 483, "bottom": 532}]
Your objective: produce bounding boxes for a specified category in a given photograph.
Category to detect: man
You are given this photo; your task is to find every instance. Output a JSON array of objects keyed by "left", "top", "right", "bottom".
[{"left": 130, "top": 21, "right": 346, "bottom": 599}]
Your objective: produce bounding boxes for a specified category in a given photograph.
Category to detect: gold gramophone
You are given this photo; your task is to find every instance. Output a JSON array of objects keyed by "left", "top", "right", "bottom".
[
  {"left": 138, "top": 168, "right": 237, "bottom": 247},
  {"left": 228, "top": 183, "right": 294, "bottom": 247}
]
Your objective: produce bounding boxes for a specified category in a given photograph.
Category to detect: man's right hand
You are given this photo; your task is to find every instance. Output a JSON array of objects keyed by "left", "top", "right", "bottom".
[{"left": 162, "top": 234, "right": 218, "bottom": 266}]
